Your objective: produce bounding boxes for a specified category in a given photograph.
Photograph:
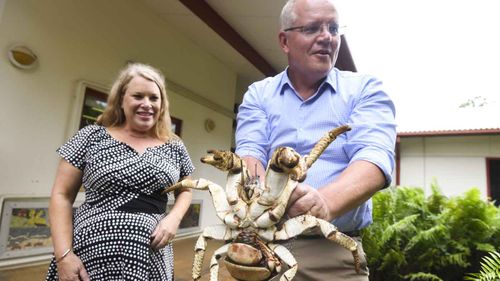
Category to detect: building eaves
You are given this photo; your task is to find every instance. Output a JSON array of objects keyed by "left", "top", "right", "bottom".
[{"left": 398, "top": 128, "right": 500, "bottom": 138}]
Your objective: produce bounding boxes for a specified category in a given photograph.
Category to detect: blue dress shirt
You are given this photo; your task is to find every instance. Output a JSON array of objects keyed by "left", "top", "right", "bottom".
[{"left": 235, "top": 67, "right": 396, "bottom": 231}]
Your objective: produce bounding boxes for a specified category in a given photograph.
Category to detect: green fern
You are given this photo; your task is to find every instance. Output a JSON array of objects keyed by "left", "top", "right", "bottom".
[
  {"left": 364, "top": 185, "right": 500, "bottom": 281},
  {"left": 475, "top": 243, "right": 497, "bottom": 253},
  {"left": 380, "top": 214, "right": 419, "bottom": 244},
  {"left": 464, "top": 251, "right": 500, "bottom": 281},
  {"left": 404, "top": 224, "right": 447, "bottom": 252},
  {"left": 404, "top": 272, "right": 443, "bottom": 281},
  {"left": 441, "top": 252, "right": 470, "bottom": 268}
]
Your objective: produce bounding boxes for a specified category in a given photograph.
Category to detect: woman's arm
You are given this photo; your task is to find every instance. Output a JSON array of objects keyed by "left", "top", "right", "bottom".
[
  {"left": 49, "top": 159, "right": 89, "bottom": 281},
  {"left": 150, "top": 177, "right": 193, "bottom": 250}
]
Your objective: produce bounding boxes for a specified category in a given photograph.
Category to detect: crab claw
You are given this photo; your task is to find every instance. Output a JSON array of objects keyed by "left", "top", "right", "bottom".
[
  {"left": 269, "top": 147, "right": 307, "bottom": 182},
  {"left": 161, "top": 179, "right": 192, "bottom": 194},
  {"left": 201, "top": 149, "right": 242, "bottom": 172},
  {"left": 276, "top": 148, "right": 300, "bottom": 169}
]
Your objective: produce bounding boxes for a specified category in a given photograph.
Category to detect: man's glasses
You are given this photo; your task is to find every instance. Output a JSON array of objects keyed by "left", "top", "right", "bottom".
[{"left": 284, "top": 22, "right": 344, "bottom": 36}]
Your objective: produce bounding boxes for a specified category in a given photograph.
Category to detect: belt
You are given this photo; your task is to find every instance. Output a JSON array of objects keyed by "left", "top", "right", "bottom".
[{"left": 297, "top": 230, "right": 361, "bottom": 239}]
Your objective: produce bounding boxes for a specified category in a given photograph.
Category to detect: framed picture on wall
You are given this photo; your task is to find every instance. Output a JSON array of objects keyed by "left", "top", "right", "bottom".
[
  {"left": 0, "top": 196, "right": 82, "bottom": 261},
  {"left": 0, "top": 197, "right": 51, "bottom": 260}
]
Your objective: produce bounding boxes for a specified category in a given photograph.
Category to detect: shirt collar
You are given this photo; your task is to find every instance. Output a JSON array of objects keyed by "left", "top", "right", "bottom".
[{"left": 278, "top": 67, "right": 338, "bottom": 97}]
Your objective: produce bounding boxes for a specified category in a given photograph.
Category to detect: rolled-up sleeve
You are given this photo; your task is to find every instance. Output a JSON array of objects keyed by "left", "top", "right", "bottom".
[
  {"left": 343, "top": 76, "right": 397, "bottom": 186},
  {"left": 235, "top": 83, "right": 270, "bottom": 166}
]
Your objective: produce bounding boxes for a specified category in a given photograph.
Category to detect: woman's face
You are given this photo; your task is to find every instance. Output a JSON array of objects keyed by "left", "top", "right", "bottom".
[{"left": 121, "top": 75, "right": 162, "bottom": 134}]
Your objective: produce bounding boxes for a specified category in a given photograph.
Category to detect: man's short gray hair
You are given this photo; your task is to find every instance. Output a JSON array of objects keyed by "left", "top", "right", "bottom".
[
  {"left": 280, "top": 0, "right": 298, "bottom": 30},
  {"left": 280, "top": 0, "right": 338, "bottom": 30}
]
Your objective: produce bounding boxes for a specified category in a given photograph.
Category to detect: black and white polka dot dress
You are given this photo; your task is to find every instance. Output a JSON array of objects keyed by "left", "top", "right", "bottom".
[{"left": 46, "top": 125, "right": 195, "bottom": 281}]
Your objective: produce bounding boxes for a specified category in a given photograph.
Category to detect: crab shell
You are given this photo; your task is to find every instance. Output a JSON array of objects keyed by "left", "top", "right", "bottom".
[{"left": 224, "top": 242, "right": 272, "bottom": 281}]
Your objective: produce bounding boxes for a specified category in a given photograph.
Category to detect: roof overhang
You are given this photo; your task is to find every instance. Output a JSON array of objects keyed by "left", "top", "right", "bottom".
[{"left": 398, "top": 128, "right": 500, "bottom": 138}]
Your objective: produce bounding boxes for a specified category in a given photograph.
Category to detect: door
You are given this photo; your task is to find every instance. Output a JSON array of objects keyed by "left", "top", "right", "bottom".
[{"left": 487, "top": 158, "right": 500, "bottom": 206}]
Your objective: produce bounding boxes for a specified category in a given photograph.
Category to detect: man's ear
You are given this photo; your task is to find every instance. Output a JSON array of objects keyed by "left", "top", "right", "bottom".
[{"left": 279, "top": 32, "right": 289, "bottom": 53}]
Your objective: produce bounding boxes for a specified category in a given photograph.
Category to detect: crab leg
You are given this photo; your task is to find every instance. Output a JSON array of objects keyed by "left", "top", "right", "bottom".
[
  {"left": 261, "top": 147, "right": 302, "bottom": 204},
  {"left": 192, "top": 225, "right": 235, "bottom": 280},
  {"left": 274, "top": 214, "right": 318, "bottom": 240},
  {"left": 274, "top": 214, "right": 361, "bottom": 273},
  {"left": 253, "top": 126, "right": 350, "bottom": 228},
  {"left": 250, "top": 147, "right": 303, "bottom": 224},
  {"left": 253, "top": 179, "right": 297, "bottom": 228},
  {"left": 315, "top": 218, "right": 360, "bottom": 273},
  {"left": 268, "top": 243, "right": 298, "bottom": 281},
  {"left": 208, "top": 244, "right": 230, "bottom": 281},
  {"left": 201, "top": 149, "right": 245, "bottom": 203},
  {"left": 225, "top": 167, "right": 249, "bottom": 220},
  {"left": 163, "top": 179, "right": 238, "bottom": 227},
  {"left": 202, "top": 149, "right": 250, "bottom": 221},
  {"left": 305, "top": 125, "right": 351, "bottom": 168},
  {"left": 257, "top": 240, "right": 282, "bottom": 273},
  {"left": 248, "top": 168, "right": 288, "bottom": 223}
]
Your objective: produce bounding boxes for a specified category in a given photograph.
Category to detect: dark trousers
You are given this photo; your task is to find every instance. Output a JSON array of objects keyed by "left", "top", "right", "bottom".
[{"left": 277, "top": 235, "right": 369, "bottom": 281}]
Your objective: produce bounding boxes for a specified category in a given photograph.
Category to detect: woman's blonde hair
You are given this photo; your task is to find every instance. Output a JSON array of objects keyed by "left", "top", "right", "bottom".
[{"left": 96, "top": 63, "right": 174, "bottom": 141}]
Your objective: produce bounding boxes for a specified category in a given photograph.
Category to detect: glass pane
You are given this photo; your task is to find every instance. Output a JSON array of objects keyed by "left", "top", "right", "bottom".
[{"left": 79, "top": 87, "right": 107, "bottom": 129}]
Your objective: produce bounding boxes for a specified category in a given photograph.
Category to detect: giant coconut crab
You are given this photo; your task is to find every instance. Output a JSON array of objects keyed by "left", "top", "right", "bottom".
[{"left": 163, "top": 125, "right": 360, "bottom": 281}]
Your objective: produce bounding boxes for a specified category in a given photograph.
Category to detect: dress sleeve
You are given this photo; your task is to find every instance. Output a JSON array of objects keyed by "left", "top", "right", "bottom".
[
  {"left": 57, "top": 125, "right": 101, "bottom": 170},
  {"left": 176, "top": 141, "right": 195, "bottom": 178}
]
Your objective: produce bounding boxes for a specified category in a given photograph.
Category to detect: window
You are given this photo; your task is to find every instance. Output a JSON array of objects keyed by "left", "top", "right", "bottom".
[{"left": 79, "top": 87, "right": 107, "bottom": 129}]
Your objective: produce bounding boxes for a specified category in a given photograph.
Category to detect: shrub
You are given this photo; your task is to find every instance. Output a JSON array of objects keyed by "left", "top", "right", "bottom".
[{"left": 362, "top": 182, "right": 500, "bottom": 281}]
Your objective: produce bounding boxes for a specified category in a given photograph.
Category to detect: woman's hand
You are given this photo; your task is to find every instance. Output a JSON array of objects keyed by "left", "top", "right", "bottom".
[
  {"left": 57, "top": 252, "right": 89, "bottom": 281},
  {"left": 150, "top": 214, "right": 181, "bottom": 250},
  {"left": 151, "top": 177, "right": 193, "bottom": 250}
]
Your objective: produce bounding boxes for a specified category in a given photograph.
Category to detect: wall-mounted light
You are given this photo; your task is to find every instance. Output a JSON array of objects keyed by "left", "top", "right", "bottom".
[
  {"left": 8, "top": 45, "right": 38, "bottom": 70},
  {"left": 204, "top": 118, "right": 216, "bottom": 132}
]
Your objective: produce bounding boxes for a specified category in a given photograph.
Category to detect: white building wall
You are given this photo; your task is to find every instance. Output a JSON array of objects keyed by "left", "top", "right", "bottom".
[
  {"left": 399, "top": 135, "right": 500, "bottom": 198},
  {"left": 0, "top": 0, "right": 239, "bottom": 234}
]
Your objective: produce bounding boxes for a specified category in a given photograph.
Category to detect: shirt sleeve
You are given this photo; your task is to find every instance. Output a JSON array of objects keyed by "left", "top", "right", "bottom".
[
  {"left": 343, "top": 76, "right": 397, "bottom": 186},
  {"left": 176, "top": 141, "right": 195, "bottom": 178},
  {"left": 57, "top": 125, "right": 101, "bottom": 170},
  {"left": 235, "top": 82, "right": 270, "bottom": 166}
]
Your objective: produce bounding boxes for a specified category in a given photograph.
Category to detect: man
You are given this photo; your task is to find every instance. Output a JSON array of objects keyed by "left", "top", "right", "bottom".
[{"left": 235, "top": 0, "right": 396, "bottom": 280}]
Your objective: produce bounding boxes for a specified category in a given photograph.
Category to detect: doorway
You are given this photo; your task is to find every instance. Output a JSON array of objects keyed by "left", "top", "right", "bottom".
[{"left": 487, "top": 158, "right": 500, "bottom": 206}]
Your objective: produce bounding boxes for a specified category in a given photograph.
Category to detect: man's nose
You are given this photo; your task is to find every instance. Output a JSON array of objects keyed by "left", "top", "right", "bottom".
[{"left": 317, "top": 26, "right": 333, "bottom": 41}]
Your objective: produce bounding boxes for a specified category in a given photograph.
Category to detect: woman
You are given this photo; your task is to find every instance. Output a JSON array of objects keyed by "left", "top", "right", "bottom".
[{"left": 46, "top": 63, "right": 194, "bottom": 281}]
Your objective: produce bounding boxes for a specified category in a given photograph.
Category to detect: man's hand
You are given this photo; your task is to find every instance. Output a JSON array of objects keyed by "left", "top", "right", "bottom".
[
  {"left": 242, "top": 156, "right": 266, "bottom": 185},
  {"left": 286, "top": 183, "right": 332, "bottom": 221}
]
